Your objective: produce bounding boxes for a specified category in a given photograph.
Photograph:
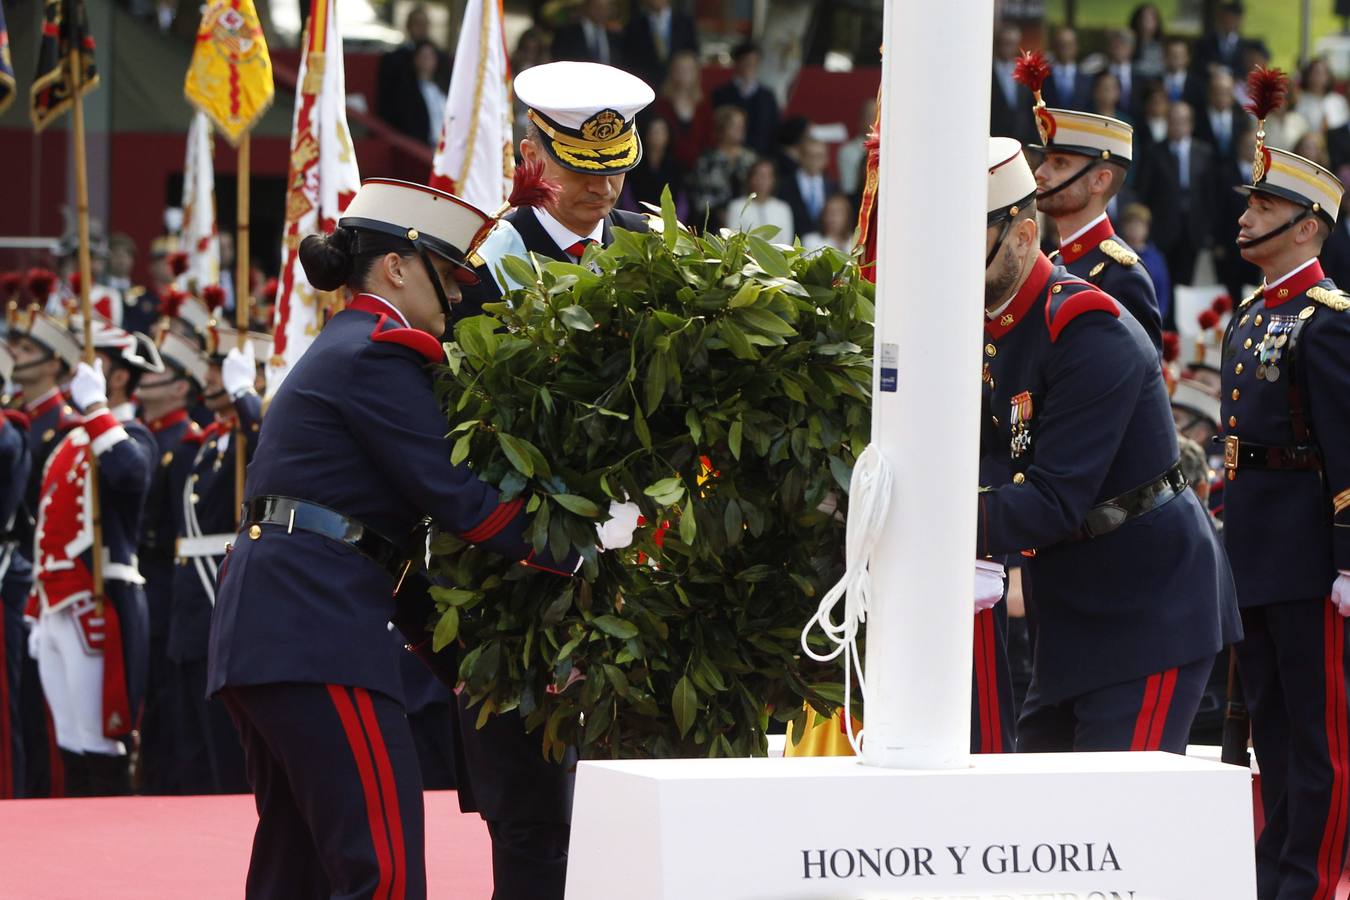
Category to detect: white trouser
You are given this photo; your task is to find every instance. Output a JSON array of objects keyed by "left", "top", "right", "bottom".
[{"left": 34, "top": 599, "right": 124, "bottom": 756}]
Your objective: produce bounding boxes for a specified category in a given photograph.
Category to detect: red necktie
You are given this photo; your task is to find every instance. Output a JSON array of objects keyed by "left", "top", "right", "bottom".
[{"left": 566, "top": 239, "right": 595, "bottom": 260}]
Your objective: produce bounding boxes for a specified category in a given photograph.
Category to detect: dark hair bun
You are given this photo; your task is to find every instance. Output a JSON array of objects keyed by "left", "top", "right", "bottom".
[{"left": 298, "top": 227, "right": 356, "bottom": 292}]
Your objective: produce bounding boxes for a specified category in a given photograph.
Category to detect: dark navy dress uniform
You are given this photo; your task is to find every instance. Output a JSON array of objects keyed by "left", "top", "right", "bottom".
[
  {"left": 1058, "top": 215, "right": 1164, "bottom": 356},
  {"left": 167, "top": 398, "right": 258, "bottom": 795},
  {"left": 0, "top": 409, "right": 32, "bottom": 798},
  {"left": 208, "top": 294, "right": 573, "bottom": 900},
  {"left": 978, "top": 252, "right": 1241, "bottom": 752},
  {"left": 137, "top": 408, "right": 200, "bottom": 793},
  {"left": 1220, "top": 259, "right": 1350, "bottom": 899}
]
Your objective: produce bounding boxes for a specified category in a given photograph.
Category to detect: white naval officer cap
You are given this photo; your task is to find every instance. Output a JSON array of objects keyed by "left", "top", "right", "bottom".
[
  {"left": 339, "top": 179, "right": 492, "bottom": 284},
  {"left": 988, "top": 137, "right": 1038, "bottom": 225},
  {"left": 516, "top": 61, "right": 655, "bottom": 175}
]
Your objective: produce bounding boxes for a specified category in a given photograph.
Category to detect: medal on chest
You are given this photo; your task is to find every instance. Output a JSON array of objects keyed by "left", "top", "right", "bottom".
[
  {"left": 1253, "top": 315, "right": 1296, "bottom": 382},
  {"left": 1009, "top": 390, "right": 1034, "bottom": 459}
]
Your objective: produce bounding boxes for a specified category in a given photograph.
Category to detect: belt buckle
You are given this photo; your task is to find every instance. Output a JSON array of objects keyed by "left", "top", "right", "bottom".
[{"left": 1223, "top": 435, "right": 1240, "bottom": 473}]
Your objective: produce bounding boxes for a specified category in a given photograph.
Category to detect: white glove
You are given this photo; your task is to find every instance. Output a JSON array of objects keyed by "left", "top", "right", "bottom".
[
  {"left": 70, "top": 359, "right": 108, "bottom": 412},
  {"left": 222, "top": 343, "right": 257, "bottom": 399},
  {"left": 595, "top": 500, "right": 641, "bottom": 550},
  {"left": 974, "top": 559, "right": 1006, "bottom": 614},
  {"left": 1332, "top": 571, "right": 1350, "bottom": 618}
]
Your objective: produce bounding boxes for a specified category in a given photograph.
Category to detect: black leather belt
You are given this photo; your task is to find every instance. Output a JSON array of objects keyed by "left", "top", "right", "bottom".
[
  {"left": 1070, "top": 464, "right": 1188, "bottom": 541},
  {"left": 1221, "top": 435, "right": 1323, "bottom": 474},
  {"left": 242, "top": 496, "right": 418, "bottom": 581}
]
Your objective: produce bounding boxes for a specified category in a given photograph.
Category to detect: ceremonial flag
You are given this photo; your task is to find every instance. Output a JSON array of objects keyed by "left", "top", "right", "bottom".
[
  {"left": 429, "top": 0, "right": 513, "bottom": 211},
  {"left": 184, "top": 0, "right": 274, "bottom": 146},
  {"left": 267, "top": 0, "right": 359, "bottom": 396},
  {"left": 181, "top": 111, "right": 221, "bottom": 292},
  {"left": 0, "top": 1, "right": 15, "bottom": 116},
  {"left": 855, "top": 90, "right": 881, "bottom": 283},
  {"left": 30, "top": 0, "right": 98, "bottom": 132}
]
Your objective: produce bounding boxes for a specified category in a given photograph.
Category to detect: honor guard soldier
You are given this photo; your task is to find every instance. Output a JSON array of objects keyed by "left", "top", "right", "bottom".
[
  {"left": 7, "top": 291, "right": 83, "bottom": 797},
  {"left": 168, "top": 326, "right": 265, "bottom": 795},
  {"left": 1013, "top": 50, "right": 1163, "bottom": 355},
  {"left": 1219, "top": 68, "right": 1350, "bottom": 900},
  {"left": 206, "top": 180, "right": 627, "bottom": 899},
  {"left": 134, "top": 329, "right": 207, "bottom": 793},
  {"left": 29, "top": 321, "right": 160, "bottom": 795},
  {"left": 0, "top": 343, "right": 32, "bottom": 798},
  {"left": 978, "top": 138, "right": 1240, "bottom": 752},
  {"left": 459, "top": 61, "right": 654, "bottom": 317}
]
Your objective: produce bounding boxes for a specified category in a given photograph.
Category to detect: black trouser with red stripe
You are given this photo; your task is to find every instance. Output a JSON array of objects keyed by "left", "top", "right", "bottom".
[
  {"left": 1016, "top": 655, "right": 1211, "bottom": 752},
  {"left": 970, "top": 604, "right": 1016, "bottom": 753},
  {"left": 222, "top": 683, "right": 425, "bottom": 900},
  {"left": 1237, "top": 597, "right": 1350, "bottom": 900}
]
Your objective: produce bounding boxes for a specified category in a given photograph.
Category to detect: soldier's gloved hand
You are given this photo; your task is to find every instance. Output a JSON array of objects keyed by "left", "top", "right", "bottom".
[
  {"left": 222, "top": 343, "right": 257, "bottom": 399},
  {"left": 70, "top": 359, "right": 108, "bottom": 412},
  {"left": 595, "top": 500, "right": 641, "bottom": 550},
  {"left": 974, "top": 559, "right": 1006, "bottom": 614},
  {"left": 1332, "top": 571, "right": 1350, "bottom": 617}
]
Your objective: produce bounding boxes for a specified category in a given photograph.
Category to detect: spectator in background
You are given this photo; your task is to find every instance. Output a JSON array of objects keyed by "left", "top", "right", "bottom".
[
  {"left": 217, "top": 231, "right": 236, "bottom": 314},
  {"left": 651, "top": 50, "right": 713, "bottom": 172},
  {"left": 376, "top": 5, "right": 449, "bottom": 133},
  {"left": 1294, "top": 58, "right": 1349, "bottom": 134},
  {"left": 711, "top": 41, "right": 781, "bottom": 157},
  {"left": 390, "top": 41, "right": 448, "bottom": 146},
  {"left": 1160, "top": 37, "right": 1204, "bottom": 109},
  {"left": 1090, "top": 72, "right": 1130, "bottom": 123},
  {"left": 1193, "top": 1, "right": 1252, "bottom": 82},
  {"left": 1194, "top": 68, "right": 1244, "bottom": 164},
  {"left": 1138, "top": 100, "right": 1213, "bottom": 286},
  {"left": 772, "top": 116, "right": 810, "bottom": 183},
  {"left": 1292, "top": 131, "right": 1331, "bottom": 169},
  {"left": 1119, "top": 202, "right": 1171, "bottom": 324},
  {"left": 621, "top": 116, "right": 687, "bottom": 216},
  {"left": 1043, "top": 27, "right": 1092, "bottom": 112},
  {"left": 106, "top": 233, "right": 136, "bottom": 294},
  {"left": 1231, "top": 41, "right": 1270, "bottom": 110},
  {"left": 991, "top": 24, "right": 1036, "bottom": 144},
  {"left": 622, "top": 0, "right": 700, "bottom": 90},
  {"left": 836, "top": 96, "right": 877, "bottom": 199},
  {"left": 1210, "top": 126, "right": 1260, "bottom": 303},
  {"left": 551, "top": 0, "right": 620, "bottom": 66},
  {"left": 1320, "top": 190, "right": 1350, "bottom": 286},
  {"left": 1129, "top": 3, "right": 1167, "bottom": 81},
  {"left": 1325, "top": 117, "right": 1350, "bottom": 173},
  {"left": 510, "top": 28, "right": 551, "bottom": 141},
  {"left": 779, "top": 137, "right": 835, "bottom": 237},
  {"left": 726, "top": 159, "right": 793, "bottom": 238},
  {"left": 688, "top": 106, "right": 757, "bottom": 230},
  {"left": 1104, "top": 29, "right": 1139, "bottom": 115},
  {"left": 801, "top": 193, "right": 856, "bottom": 254},
  {"left": 1264, "top": 100, "right": 1311, "bottom": 153},
  {"left": 1136, "top": 83, "right": 1171, "bottom": 174}
]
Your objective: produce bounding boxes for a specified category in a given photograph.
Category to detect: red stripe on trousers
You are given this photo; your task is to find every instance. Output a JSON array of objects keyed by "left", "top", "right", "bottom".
[
  {"left": 354, "top": 688, "right": 407, "bottom": 900},
  {"left": 1314, "top": 601, "right": 1348, "bottom": 900},
  {"left": 1130, "top": 673, "right": 1163, "bottom": 751},
  {"left": 44, "top": 702, "right": 63, "bottom": 797},
  {"left": 1145, "top": 668, "right": 1178, "bottom": 751},
  {"left": 973, "top": 610, "right": 991, "bottom": 752},
  {"left": 327, "top": 685, "right": 395, "bottom": 900},
  {"left": 983, "top": 612, "right": 1004, "bottom": 752}
]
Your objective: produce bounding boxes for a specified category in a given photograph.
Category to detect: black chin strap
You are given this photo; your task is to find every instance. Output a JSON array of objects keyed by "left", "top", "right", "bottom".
[
  {"left": 1036, "top": 158, "right": 1100, "bottom": 202},
  {"left": 1236, "top": 209, "right": 1313, "bottom": 251},
  {"left": 986, "top": 219, "right": 1014, "bottom": 268},
  {"left": 417, "top": 248, "right": 454, "bottom": 321},
  {"left": 11, "top": 352, "right": 54, "bottom": 376}
]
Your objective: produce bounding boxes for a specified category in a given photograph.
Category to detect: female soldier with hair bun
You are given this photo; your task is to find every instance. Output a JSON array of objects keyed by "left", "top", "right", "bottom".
[{"left": 205, "top": 180, "right": 631, "bottom": 898}]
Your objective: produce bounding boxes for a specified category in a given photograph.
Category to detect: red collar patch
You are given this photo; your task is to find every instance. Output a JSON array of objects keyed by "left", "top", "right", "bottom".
[
  {"left": 1059, "top": 217, "right": 1115, "bottom": 265},
  {"left": 986, "top": 253, "right": 1054, "bottom": 340},
  {"left": 25, "top": 391, "right": 65, "bottom": 420},
  {"left": 1264, "top": 260, "right": 1325, "bottom": 309},
  {"left": 146, "top": 408, "right": 190, "bottom": 433}
]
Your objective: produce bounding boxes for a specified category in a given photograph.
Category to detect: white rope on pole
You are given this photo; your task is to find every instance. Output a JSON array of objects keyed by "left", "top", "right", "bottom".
[{"left": 800, "top": 443, "right": 894, "bottom": 756}]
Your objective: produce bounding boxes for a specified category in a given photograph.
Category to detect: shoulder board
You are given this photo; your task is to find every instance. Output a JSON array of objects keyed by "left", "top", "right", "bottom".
[
  {"left": 1045, "top": 282, "right": 1120, "bottom": 343},
  {"left": 182, "top": 428, "right": 208, "bottom": 446},
  {"left": 1237, "top": 286, "right": 1263, "bottom": 310},
  {"left": 126, "top": 286, "right": 146, "bottom": 300},
  {"left": 467, "top": 251, "right": 485, "bottom": 267},
  {"left": 371, "top": 321, "right": 445, "bottom": 363},
  {"left": 2, "top": 409, "right": 30, "bottom": 430},
  {"left": 1099, "top": 238, "right": 1138, "bottom": 267},
  {"left": 1307, "top": 285, "right": 1350, "bottom": 312}
]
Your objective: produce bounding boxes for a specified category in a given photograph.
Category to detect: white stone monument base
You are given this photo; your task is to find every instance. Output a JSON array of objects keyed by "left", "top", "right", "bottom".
[{"left": 565, "top": 753, "right": 1255, "bottom": 900}]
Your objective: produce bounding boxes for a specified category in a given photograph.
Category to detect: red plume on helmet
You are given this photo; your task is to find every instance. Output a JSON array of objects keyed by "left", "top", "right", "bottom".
[
  {"left": 1211, "top": 295, "right": 1232, "bottom": 315},
  {"left": 202, "top": 285, "right": 227, "bottom": 311},
  {"left": 1, "top": 272, "right": 24, "bottom": 301},
  {"left": 1162, "top": 331, "right": 1181, "bottom": 364},
  {"left": 67, "top": 272, "right": 83, "bottom": 295},
  {"left": 159, "top": 288, "right": 188, "bottom": 319},
  {"left": 263, "top": 277, "right": 279, "bottom": 301},
  {"left": 25, "top": 268, "right": 57, "bottom": 303},
  {"left": 507, "top": 158, "right": 561, "bottom": 211},
  {"left": 1243, "top": 66, "right": 1289, "bottom": 121},
  {"left": 1197, "top": 309, "right": 1220, "bottom": 331},
  {"left": 1013, "top": 49, "right": 1052, "bottom": 100},
  {"left": 168, "top": 251, "right": 190, "bottom": 278}
]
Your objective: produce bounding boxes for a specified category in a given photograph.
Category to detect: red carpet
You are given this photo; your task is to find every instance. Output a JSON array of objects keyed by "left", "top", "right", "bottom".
[{"left": 0, "top": 791, "right": 493, "bottom": 899}]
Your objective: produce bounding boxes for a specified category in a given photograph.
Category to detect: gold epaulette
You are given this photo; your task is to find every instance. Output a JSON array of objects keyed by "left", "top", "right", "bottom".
[
  {"left": 1237, "top": 286, "right": 1263, "bottom": 310},
  {"left": 126, "top": 286, "right": 146, "bottom": 300},
  {"left": 1307, "top": 285, "right": 1350, "bottom": 312},
  {"left": 1099, "top": 238, "right": 1138, "bottom": 267},
  {"left": 467, "top": 252, "right": 485, "bottom": 267}
]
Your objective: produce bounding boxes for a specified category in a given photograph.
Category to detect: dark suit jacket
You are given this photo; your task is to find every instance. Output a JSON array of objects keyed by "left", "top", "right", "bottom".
[
  {"left": 1209, "top": 155, "right": 1261, "bottom": 293},
  {"left": 551, "top": 20, "right": 623, "bottom": 65},
  {"left": 1161, "top": 70, "right": 1206, "bottom": 110},
  {"left": 1042, "top": 66, "right": 1093, "bottom": 112},
  {"left": 1137, "top": 136, "right": 1216, "bottom": 253},
  {"left": 377, "top": 43, "right": 450, "bottom": 145},
  {"left": 621, "top": 10, "right": 699, "bottom": 88},
  {"left": 1326, "top": 123, "right": 1350, "bottom": 173},
  {"left": 777, "top": 169, "right": 837, "bottom": 236},
  {"left": 710, "top": 80, "right": 780, "bottom": 156},
  {"left": 1193, "top": 102, "right": 1248, "bottom": 162},
  {"left": 990, "top": 68, "right": 1037, "bottom": 144},
  {"left": 1192, "top": 31, "right": 1252, "bottom": 79}
]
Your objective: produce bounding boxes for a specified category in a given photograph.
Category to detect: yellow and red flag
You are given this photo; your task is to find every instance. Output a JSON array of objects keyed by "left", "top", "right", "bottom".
[
  {"left": 30, "top": 0, "right": 98, "bottom": 132},
  {"left": 184, "top": 0, "right": 274, "bottom": 145}
]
